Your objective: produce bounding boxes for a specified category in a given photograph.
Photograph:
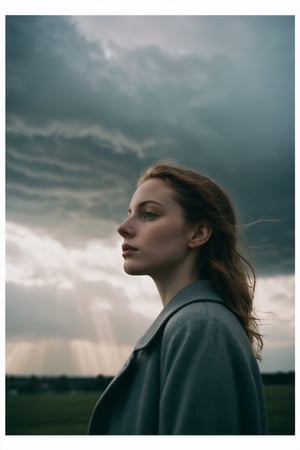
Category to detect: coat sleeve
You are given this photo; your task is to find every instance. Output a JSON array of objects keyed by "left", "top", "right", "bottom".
[{"left": 158, "top": 304, "right": 262, "bottom": 435}]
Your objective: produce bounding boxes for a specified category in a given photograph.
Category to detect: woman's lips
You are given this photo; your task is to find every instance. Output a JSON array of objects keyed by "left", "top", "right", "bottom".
[{"left": 122, "top": 243, "right": 138, "bottom": 257}]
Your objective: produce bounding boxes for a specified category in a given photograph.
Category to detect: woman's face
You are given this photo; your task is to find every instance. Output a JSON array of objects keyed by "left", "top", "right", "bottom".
[{"left": 117, "top": 178, "right": 193, "bottom": 279}]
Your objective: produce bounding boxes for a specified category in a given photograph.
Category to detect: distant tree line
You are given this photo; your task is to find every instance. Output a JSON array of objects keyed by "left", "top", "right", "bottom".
[
  {"left": 261, "top": 371, "right": 295, "bottom": 385},
  {"left": 6, "top": 371, "right": 294, "bottom": 395},
  {"left": 6, "top": 374, "right": 113, "bottom": 395}
]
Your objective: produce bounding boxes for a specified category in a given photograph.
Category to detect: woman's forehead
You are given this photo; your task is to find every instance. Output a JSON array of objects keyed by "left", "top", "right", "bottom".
[{"left": 130, "top": 178, "right": 177, "bottom": 208}]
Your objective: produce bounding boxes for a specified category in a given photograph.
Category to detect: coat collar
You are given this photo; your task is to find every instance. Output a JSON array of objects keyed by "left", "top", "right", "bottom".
[{"left": 134, "top": 280, "right": 224, "bottom": 351}]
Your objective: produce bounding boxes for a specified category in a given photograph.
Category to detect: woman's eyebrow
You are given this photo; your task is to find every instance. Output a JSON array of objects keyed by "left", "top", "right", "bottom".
[{"left": 128, "top": 200, "right": 164, "bottom": 214}]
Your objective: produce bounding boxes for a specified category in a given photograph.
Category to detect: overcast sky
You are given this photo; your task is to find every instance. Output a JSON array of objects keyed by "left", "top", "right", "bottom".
[{"left": 5, "top": 15, "right": 295, "bottom": 375}]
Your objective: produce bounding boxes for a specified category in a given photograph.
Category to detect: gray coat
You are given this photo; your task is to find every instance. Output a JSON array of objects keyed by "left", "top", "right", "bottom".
[{"left": 88, "top": 280, "right": 267, "bottom": 435}]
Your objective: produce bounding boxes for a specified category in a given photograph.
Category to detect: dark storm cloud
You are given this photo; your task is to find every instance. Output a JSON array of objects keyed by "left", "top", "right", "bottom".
[
  {"left": 6, "top": 15, "right": 294, "bottom": 275},
  {"left": 6, "top": 132, "right": 142, "bottom": 238}
]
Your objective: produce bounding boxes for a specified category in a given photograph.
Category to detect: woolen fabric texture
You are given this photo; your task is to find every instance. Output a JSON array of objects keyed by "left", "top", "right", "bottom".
[{"left": 88, "top": 280, "right": 267, "bottom": 435}]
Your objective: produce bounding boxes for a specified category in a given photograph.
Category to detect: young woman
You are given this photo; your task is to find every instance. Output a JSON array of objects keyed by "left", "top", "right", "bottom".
[{"left": 88, "top": 161, "right": 267, "bottom": 435}]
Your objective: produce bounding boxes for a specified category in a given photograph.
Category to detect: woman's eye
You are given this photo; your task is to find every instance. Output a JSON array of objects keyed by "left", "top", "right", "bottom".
[{"left": 141, "top": 211, "right": 157, "bottom": 221}]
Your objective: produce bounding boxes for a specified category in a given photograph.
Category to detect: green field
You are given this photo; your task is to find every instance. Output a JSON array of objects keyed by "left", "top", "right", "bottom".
[
  {"left": 264, "top": 384, "right": 295, "bottom": 435},
  {"left": 6, "top": 384, "right": 295, "bottom": 435}
]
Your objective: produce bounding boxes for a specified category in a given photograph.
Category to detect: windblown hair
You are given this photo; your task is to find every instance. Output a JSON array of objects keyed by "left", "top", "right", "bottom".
[{"left": 138, "top": 161, "right": 263, "bottom": 360}]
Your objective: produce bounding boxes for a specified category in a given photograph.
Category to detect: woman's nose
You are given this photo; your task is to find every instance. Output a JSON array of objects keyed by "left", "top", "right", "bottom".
[{"left": 117, "top": 217, "right": 134, "bottom": 237}]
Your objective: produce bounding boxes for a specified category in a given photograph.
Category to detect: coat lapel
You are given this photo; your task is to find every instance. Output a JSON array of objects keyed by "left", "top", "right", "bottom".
[{"left": 134, "top": 280, "right": 224, "bottom": 351}]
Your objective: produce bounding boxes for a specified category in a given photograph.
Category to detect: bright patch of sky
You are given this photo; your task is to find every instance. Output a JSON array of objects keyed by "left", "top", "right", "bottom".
[{"left": 6, "top": 222, "right": 294, "bottom": 374}]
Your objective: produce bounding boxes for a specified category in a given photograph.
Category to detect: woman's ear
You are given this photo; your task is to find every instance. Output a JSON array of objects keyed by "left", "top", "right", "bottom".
[{"left": 188, "top": 222, "right": 212, "bottom": 248}]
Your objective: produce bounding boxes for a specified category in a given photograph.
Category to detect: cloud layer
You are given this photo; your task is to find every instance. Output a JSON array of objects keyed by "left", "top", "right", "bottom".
[{"left": 6, "top": 15, "right": 294, "bottom": 275}]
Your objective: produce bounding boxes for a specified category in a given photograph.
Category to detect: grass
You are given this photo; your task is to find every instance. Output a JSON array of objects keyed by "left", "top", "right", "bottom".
[
  {"left": 5, "top": 393, "right": 99, "bottom": 435},
  {"left": 6, "top": 384, "right": 295, "bottom": 435},
  {"left": 264, "top": 384, "right": 295, "bottom": 435}
]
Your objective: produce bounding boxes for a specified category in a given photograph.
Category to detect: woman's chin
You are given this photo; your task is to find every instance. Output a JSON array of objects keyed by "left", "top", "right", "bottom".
[{"left": 123, "top": 263, "right": 146, "bottom": 276}]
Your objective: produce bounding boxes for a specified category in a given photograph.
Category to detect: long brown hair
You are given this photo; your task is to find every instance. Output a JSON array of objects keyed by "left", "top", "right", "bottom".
[{"left": 138, "top": 161, "right": 263, "bottom": 360}]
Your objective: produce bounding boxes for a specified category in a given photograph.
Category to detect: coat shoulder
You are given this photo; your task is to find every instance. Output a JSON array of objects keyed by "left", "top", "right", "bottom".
[
  {"left": 165, "top": 300, "right": 241, "bottom": 331},
  {"left": 162, "top": 300, "right": 249, "bottom": 350}
]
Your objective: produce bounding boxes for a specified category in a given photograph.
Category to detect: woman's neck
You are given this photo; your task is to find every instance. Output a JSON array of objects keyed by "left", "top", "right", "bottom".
[{"left": 153, "top": 268, "right": 200, "bottom": 306}]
